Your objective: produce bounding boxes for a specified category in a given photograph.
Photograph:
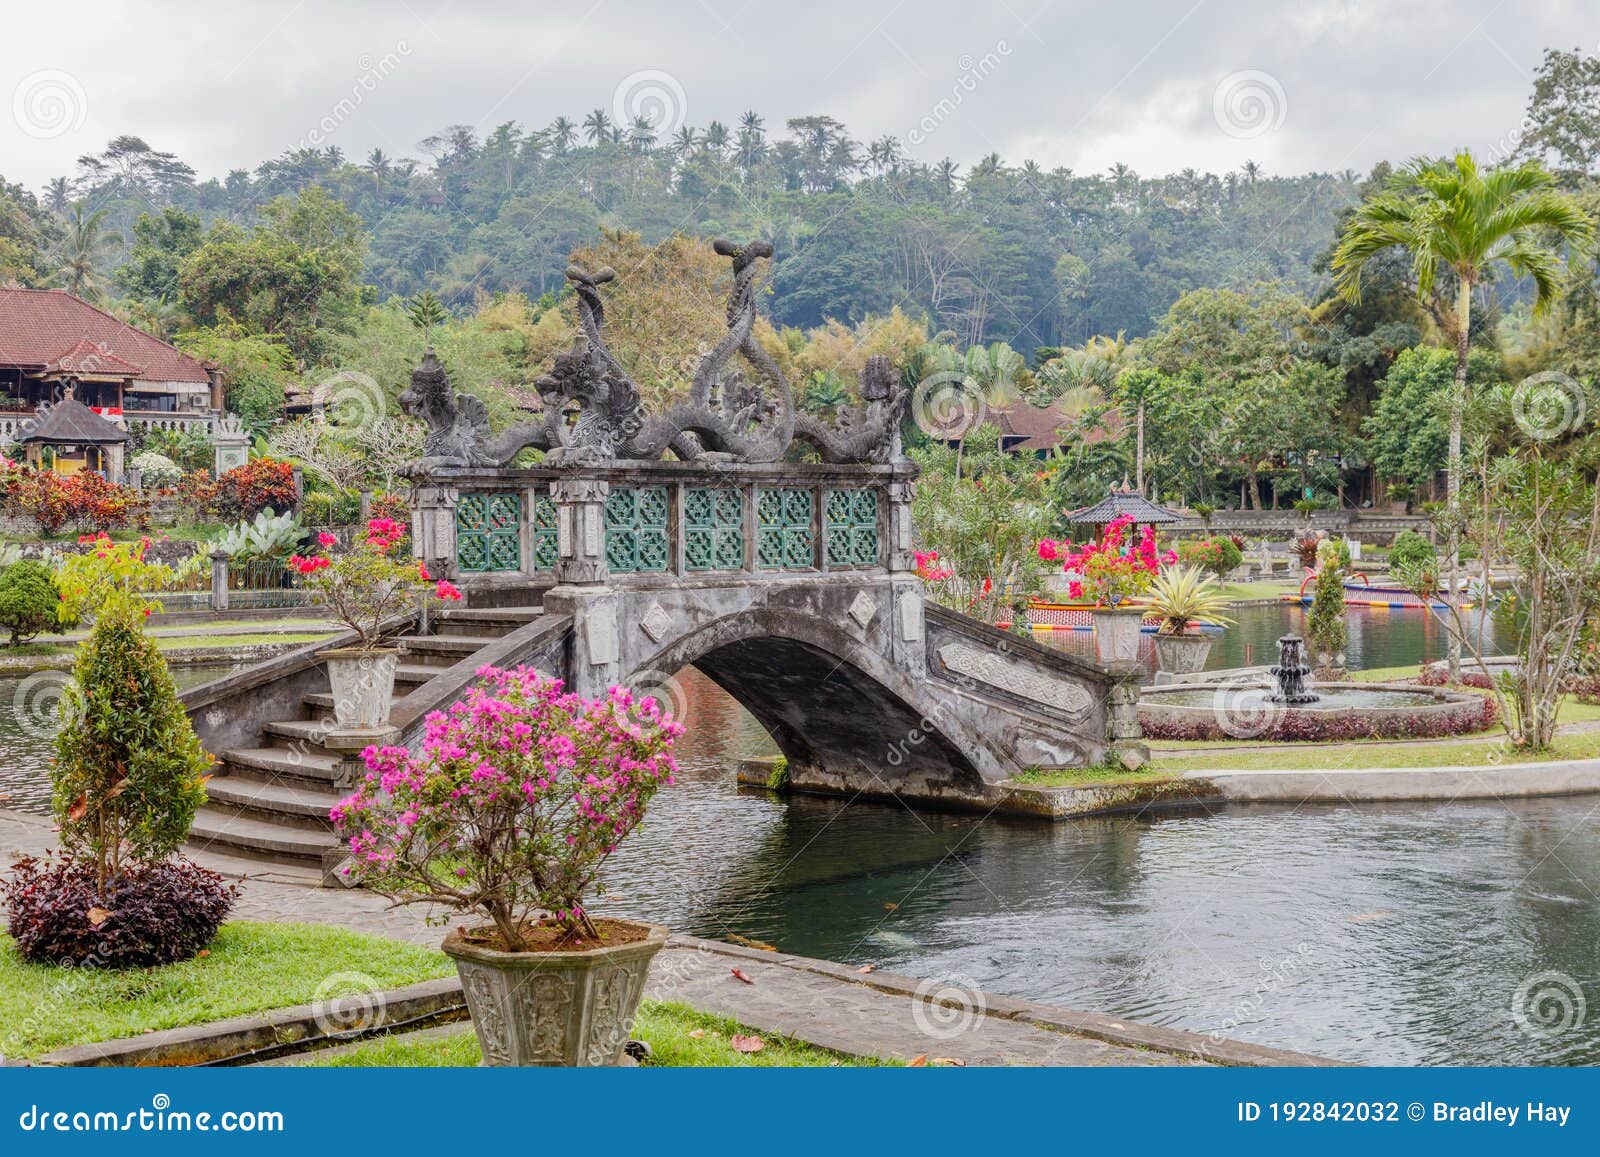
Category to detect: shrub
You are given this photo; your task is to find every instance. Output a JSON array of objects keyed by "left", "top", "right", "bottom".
[
  {"left": 129, "top": 451, "right": 182, "bottom": 489},
  {"left": 1568, "top": 674, "right": 1600, "bottom": 705},
  {"left": 1306, "top": 563, "right": 1348, "bottom": 665},
  {"left": 2, "top": 468, "right": 147, "bottom": 535},
  {"left": 1140, "top": 693, "right": 1498, "bottom": 741},
  {"left": 216, "top": 458, "right": 296, "bottom": 519},
  {"left": 1176, "top": 536, "right": 1242, "bottom": 579},
  {"left": 292, "top": 517, "right": 460, "bottom": 647},
  {"left": 1293, "top": 533, "right": 1322, "bottom": 570},
  {"left": 54, "top": 586, "right": 211, "bottom": 884},
  {"left": 2, "top": 854, "right": 237, "bottom": 967},
  {"left": 0, "top": 558, "right": 61, "bottom": 646},
  {"left": 300, "top": 490, "right": 334, "bottom": 526},
  {"left": 1390, "top": 530, "right": 1437, "bottom": 573},
  {"left": 332, "top": 667, "right": 680, "bottom": 949}
]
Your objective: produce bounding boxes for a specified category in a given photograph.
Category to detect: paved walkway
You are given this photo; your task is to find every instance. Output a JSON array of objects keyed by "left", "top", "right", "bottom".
[{"left": 0, "top": 807, "right": 1330, "bottom": 1067}]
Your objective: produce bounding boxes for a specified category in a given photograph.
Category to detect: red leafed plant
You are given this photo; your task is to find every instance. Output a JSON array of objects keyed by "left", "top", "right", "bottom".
[{"left": 215, "top": 458, "right": 297, "bottom": 519}]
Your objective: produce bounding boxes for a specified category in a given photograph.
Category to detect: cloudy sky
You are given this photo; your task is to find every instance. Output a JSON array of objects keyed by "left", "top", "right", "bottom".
[{"left": 2, "top": 0, "right": 1596, "bottom": 191}]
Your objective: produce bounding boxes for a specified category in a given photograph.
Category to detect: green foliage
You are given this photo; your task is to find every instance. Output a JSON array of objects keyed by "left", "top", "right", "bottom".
[
  {"left": 1306, "top": 562, "right": 1350, "bottom": 662},
  {"left": 1145, "top": 565, "right": 1234, "bottom": 635},
  {"left": 405, "top": 289, "right": 448, "bottom": 336},
  {"left": 1389, "top": 530, "right": 1437, "bottom": 573},
  {"left": 174, "top": 324, "right": 295, "bottom": 434},
  {"left": 910, "top": 428, "right": 1053, "bottom": 623},
  {"left": 0, "top": 560, "right": 61, "bottom": 646},
  {"left": 1175, "top": 536, "right": 1242, "bottom": 579},
  {"left": 115, "top": 206, "right": 203, "bottom": 305},
  {"left": 213, "top": 507, "right": 304, "bottom": 560},
  {"left": 53, "top": 599, "right": 211, "bottom": 882},
  {"left": 1364, "top": 347, "right": 1502, "bottom": 486}
]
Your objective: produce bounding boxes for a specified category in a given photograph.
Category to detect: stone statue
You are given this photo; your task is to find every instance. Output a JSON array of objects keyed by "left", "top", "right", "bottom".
[
  {"left": 398, "top": 349, "right": 558, "bottom": 476},
  {"left": 400, "top": 238, "right": 907, "bottom": 477}
]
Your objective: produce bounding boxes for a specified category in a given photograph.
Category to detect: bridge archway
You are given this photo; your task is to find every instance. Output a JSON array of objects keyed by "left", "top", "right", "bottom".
[{"left": 627, "top": 606, "right": 1003, "bottom": 796}]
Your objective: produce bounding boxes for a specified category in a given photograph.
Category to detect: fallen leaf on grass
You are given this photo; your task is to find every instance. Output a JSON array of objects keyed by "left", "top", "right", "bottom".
[
  {"left": 196, "top": 949, "right": 210, "bottom": 958},
  {"left": 908, "top": 1053, "right": 928, "bottom": 1067},
  {"left": 86, "top": 907, "right": 111, "bottom": 927},
  {"left": 687, "top": 1029, "right": 706, "bottom": 1039},
  {"left": 730, "top": 1034, "right": 765, "bottom": 1053},
  {"left": 856, "top": 964, "right": 876, "bottom": 973},
  {"left": 731, "top": 968, "right": 754, "bottom": 984}
]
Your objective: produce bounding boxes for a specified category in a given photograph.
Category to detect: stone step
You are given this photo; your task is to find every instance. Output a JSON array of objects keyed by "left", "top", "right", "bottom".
[
  {"left": 401, "top": 634, "right": 502, "bottom": 656},
  {"left": 395, "top": 662, "right": 442, "bottom": 685},
  {"left": 262, "top": 718, "right": 341, "bottom": 744},
  {"left": 203, "top": 775, "right": 343, "bottom": 829},
  {"left": 302, "top": 690, "right": 407, "bottom": 713},
  {"left": 187, "top": 808, "right": 340, "bottom": 865},
  {"left": 436, "top": 606, "right": 544, "bottom": 624},
  {"left": 220, "top": 745, "right": 341, "bottom": 786}
]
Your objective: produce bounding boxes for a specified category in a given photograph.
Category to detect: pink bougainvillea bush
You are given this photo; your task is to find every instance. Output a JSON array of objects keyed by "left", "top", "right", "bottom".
[
  {"left": 331, "top": 666, "right": 680, "bottom": 951},
  {"left": 1038, "top": 514, "right": 1175, "bottom": 604}
]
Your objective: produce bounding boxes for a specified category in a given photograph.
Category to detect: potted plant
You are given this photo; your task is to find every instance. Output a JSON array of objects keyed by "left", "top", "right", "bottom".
[
  {"left": 293, "top": 516, "right": 462, "bottom": 729},
  {"left": 331, "top": 667, "right": 680, "bottom": 1066},
  {"left": 1147, "top": 565, "right": 1234, "bottom": 674},
  {"left": 1050, "top": 515, "right": 1172, "bottom": 662},
  {"left": 1385, "top": 481, "right": 1413, "bottom": 514}
]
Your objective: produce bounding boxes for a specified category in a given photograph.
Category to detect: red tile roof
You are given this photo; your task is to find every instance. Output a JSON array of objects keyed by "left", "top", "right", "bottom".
[
  {"left": 42, "top": 337, "right": 145, "bottom": 378},
  {"left": 0, "top": 288, "right": 212, "bottom": 384},
  {"left": 991, "top": 400, "right": 1123, "bottom": 452}
]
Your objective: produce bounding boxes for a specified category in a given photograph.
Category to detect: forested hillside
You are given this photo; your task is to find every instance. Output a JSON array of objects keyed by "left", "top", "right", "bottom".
[{"left": 4, "top": 115, "right": 1357, "bottom": 352}]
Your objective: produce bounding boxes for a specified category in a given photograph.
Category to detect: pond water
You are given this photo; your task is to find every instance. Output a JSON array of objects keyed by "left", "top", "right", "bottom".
[
  {"left": 1039, "top": 601, "right": 1506, "bottom": 678},
  {"left": 0, "top": 663, "right": 243, "bottom": 814},
  {"left": 595, "top": 668, "right": 1600, "bottom": 1067},
  {"left": 3, "top": 622, "right": 1591, "bottom": 1067}
]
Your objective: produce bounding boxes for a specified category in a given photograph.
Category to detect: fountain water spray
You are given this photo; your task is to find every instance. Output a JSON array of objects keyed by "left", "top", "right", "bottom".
[{"left": 1268, "top": 635, "right": 1320, "bottom": 704}]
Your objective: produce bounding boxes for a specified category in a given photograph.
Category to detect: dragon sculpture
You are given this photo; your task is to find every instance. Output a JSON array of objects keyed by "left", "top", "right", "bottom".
[{"left": 400, "top": 238, "right": 907, "bottom": 476}]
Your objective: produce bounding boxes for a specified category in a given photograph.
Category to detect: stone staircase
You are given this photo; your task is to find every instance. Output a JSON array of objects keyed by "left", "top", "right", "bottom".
[{"left": 186, "top": 605, "right": 547, "bottom": 874}]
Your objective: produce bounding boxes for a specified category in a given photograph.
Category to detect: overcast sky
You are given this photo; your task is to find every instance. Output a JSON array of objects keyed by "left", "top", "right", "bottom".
[{"left": 3, "top": 0, "right": 1596, "bottom": 192}]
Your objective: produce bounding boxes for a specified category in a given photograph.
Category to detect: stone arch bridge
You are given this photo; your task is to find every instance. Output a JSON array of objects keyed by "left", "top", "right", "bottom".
[{"left": 180, "top": 239, "right": 1140, "bottom": 877}]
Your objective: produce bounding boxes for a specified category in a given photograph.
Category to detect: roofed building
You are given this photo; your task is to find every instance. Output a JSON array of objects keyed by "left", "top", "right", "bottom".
[{"left": 0, "top": 288, "right": 224, "bottom": 445}]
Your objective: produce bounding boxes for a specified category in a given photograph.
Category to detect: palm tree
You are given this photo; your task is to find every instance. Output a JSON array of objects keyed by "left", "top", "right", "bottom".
[
  {"left": 701, "top": 120, "right": 730, "bottom": 157},
  {"left": 44, "top": 177, "right": 70, "bottom": 215},
  {"left": 1333, "top": 151, "right": 1594, "bottom": 678},
  {"left": 628, "top": 114, "right": 658, "bottom": 153},
  {"left": 362, "top": 148, "right": 392, "bottom": 194},
  {"left": 582, "top": 109, "right": 612, "bottom": 146},
  {"left": 669, "top": 125, "right": 698, "bottom": 158},
  {"left": 547, "top": 116, "right": 577, "bottom": 153},
  {"left": 55, "top": 204, "right": 120, "bottom": 300}
]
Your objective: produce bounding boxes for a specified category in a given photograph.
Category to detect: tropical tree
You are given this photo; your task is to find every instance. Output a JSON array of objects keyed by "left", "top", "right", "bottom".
[
  {"left": 1332, "top": 152, "right": 1593, "bottom": 678},
  {"left": 54, "top": 204, "right": 120, "bottom": 299}
]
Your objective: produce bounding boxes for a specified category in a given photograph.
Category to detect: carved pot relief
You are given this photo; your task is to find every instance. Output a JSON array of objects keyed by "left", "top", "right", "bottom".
[{"left": 442, "top": 922, "right": 668, "bottom": 1066}]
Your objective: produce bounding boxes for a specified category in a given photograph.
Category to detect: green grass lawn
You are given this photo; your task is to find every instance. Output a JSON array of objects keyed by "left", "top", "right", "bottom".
[
  {"left": 1011, "top": 765, "right": 1175, "bottom": 789},
  {"left": 1219, "top": 580, "right": 1301, "bottom": 601},
  {"left": 0, "top": 922, "right": 452, "bottom": 1060},
  {"left": 307, "top": 1000, "right": 898, "bottom": 1068},
  {"left": 1155, "top": 729, "right": 1600, "bottom": 773}
]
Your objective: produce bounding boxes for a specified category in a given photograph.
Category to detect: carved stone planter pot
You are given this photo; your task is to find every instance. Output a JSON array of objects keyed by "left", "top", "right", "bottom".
[
  {"left": 1153, "top": 631, "right": 1213, "bottom": 675},
  {"left": 1090, "top": 608, "right": 1144, "bottom": 664},
  {"left": 317, "top": 647, "right": 399, "bottom": 729},
  {"left": 442, "top": 921, "right": 669, "bottom": 1067}
]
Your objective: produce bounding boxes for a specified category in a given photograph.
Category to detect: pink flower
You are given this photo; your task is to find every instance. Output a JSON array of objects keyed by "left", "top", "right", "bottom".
[
  {"left": 435, "top": 579, "right": 462, "bottom": 601},
  {"left": 318, "top": 531, "right": 337, "bottom": 547},
  {"left": 1036, "top": 539, "right": 1058, "bottom": 562}
]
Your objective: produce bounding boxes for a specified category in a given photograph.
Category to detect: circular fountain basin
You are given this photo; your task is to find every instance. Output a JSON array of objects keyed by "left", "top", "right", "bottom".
[{"left": 1139, "top": 681, "right": 1495, "bottom": 742}]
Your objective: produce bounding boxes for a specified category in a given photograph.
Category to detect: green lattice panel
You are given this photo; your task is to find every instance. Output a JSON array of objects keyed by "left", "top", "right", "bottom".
[
  {"left": 824, "top": 488, "right": 879, "bottom": 567},
  {"left": 685, "top": 487, "right": 745, "bottom": 572},
  {"left": 530, "top": 491, "right": 558, "bottom": 571},
  {"left": 605, "top": 486, "right": 670, "bottom": 574},
  {"left": 456, "top": 492, "right": 523, "bottom": 573},
  {"left": 756, "top": 488, "right": 814, "bottom": 570}
]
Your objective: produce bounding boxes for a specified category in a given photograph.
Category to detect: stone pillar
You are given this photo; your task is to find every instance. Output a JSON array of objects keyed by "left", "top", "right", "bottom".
[
  {"left": 542, "top": 477, "right": 618, "bottom": 697},
  {"left": 410, "top": 483, "right": 458, "bottom": 580},
  {"left": 212, "top": 415, "right": 250, "bottom": 476},
  {"left": 209, "top": 550, "right": 230, "bottom": 613},
  {"left": 1106, "top": 665, "right": 1149, "bottom": 769},
  {"left": 885, "top": 475, "right": 916, "bottom": 574}
]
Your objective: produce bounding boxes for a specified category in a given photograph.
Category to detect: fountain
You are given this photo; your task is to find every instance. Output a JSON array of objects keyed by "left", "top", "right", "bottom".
[
  {"left": 1136, "top": 632, "right": 1494, "bottom": 741},
  {"left": 1268, "top": 635, "right": 1319, "bottom": 704}
]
